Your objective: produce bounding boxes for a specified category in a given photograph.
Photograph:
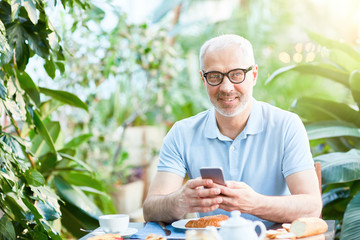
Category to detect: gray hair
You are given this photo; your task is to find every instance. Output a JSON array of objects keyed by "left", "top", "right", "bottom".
[{"left": 199, "top": 34, "right": 255, "bottom": 70}]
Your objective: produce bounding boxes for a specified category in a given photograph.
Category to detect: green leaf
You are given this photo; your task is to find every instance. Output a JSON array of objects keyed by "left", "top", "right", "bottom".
[
  {"left": 44, "top": 59, "right": 56, "bottom": 79},
  {"left": 24, "top": 169, "right": 45, "bottom": 186},
  {"left": 63, "top": 133, "right": 92, "bottom": 149},
  {"left": 47, "top": 21, "right": 59, "bottom": 51},
  {"left": 5, "top": 192, "right": 29, "bottom": 220},
  {"left": 59, "top": 200, "right": 99, "bottom": 238},
  {"left": 349, "top": 70, "right": 360, "bottom": 108},
  {"left": 62, "top": 172, "right": 102, "bottom": 190},
  {"left": 265, "top": 63, "right": 349, "bottom": 87},
  {"left": 0, "top": 2, "right": 11, "bottom": 25},
  {"left": 33, "top": 110, "right": 57, "bottom": 153},
  {"left": 11, "top": 0, "right": 22, "bottom": 21},
  {"left": 0, "top": 81, "right": 7, "bottom": 100},
  {"left": 23, "top": 0, "right": 38, "bottom": 24},
  {"left": 35, "top": 200, "right": 61, "bottom": 221},
  {"left": 329, "top": 49, "right": 360, "bottom": 73},
  {"left": 22, "top": 197, "right": 62, "bottom": 239},
  {"left": 1, "top": 134, "right": 18, "bottom": 154},
  {"left": 0, "top": 215, "right": 16, "bottom": 240},
  {"left": 30, "top": 185, "right": 61, "bottom": 220},
  {"left": 307, "top": 31, "right": 360, "bottom": 62},
  {"left": 22, "top": 197, "right": 43, "bottom": 220},
  {"left": 341, "top": 192, "right": 360, "bottom": 240},
  {"left": 38, "top": 99, "right": 63, "bottom": 119},
  {"left": 291, "top": 97, "right": 360, "bottom": 127},
  {"left": 31, "top": 121, "right": 61, "bottom": 157},
  {"left": 326, "top": 138, "right": 353, "bottom": 153},
  {"left": 53, "top": 175, "right": 102, "bottom": 219},
  {"left": 58, "top": 148, "right": 76, "bottom": 156},
  {"left": 78, "top": 186, "right": 108, "bottom": 197},
  {"left": 16, "top": 70, "right": 40, "bottom": 106},
  {"left": 39, "top": 87, "right": 88, "bottom": 112},
  {"left": 23, "top": 21, "right": 49, "bottom": 59},
  {"left": 38, "top": 152, "right": 58, "bottom": 175},
  {"left": 322, "top": 187, "right": 350, "bottom": 206},
  {"left": 305, "top": 121, "right": 360, "bottom": 140},
  {"left": 55, "top": 61, "right": 65, "bottom": 74},
  {"left": 314, "top": 149, "right": 360, "bottom": 185},
  {"left": 322, "top": 190, "right": 351, "bottom": 221},
  {"left": 7, "top": 22, "right": 30, "bottom": 71},
  {"left": 58, "top": 152, "right": 92, "bottom": 172},
  {"left": 0, "top": 19, "right": 11, "bottom": 64}
]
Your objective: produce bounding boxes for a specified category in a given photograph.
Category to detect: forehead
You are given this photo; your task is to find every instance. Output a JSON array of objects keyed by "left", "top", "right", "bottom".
[{"left": 203, "top": 44, "right": 253, "bottom": 71}]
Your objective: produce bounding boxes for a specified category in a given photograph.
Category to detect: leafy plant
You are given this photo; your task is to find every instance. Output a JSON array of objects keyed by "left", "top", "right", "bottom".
[
  {"left": 46, "top": 2, "right": 185, "bottom": 190},
  {"left": 0, "top": 0, "right": 114, "bottom": 239},
  {"left": 267, "top": 32, "right": 360, "bottom": 240}
]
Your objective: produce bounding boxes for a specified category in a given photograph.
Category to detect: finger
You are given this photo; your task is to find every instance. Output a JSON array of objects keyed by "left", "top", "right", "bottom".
[
  {"left": 189, "top": 195, "right": 223, "bottom": 207},
  {"left": 196, "top": 187, "right": 221, "bottom": 198},
  {"left": 219, "top": 187, "right": 233, "bottom": 197},
  {"left": 191, "top": 204, "right": 220, "bottom": 213},
  {"left": 218, "top": 203, "right": 237, "bottom": 212},
  {"left": 187, "top": 178, "right": 213, "bottom": 189}
]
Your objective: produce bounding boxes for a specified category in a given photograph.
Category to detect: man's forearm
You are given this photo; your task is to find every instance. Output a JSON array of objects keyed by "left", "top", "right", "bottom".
[
  {"left": 251, "top": 194, "right": 322, "bottom": 223},
  {"left": 143, "top": 192, "right": 186, "bottom": 223}
]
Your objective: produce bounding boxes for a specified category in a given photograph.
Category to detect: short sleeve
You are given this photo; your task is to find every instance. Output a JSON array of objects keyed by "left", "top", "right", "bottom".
[
  {"left": 158, "top": 122, "right": 187, "bottom": 177},
  {"left": 282, "top": 114, "right": 314, "bottom": 177}
]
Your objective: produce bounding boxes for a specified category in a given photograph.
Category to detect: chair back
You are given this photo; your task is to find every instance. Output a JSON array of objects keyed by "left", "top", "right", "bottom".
[
  {"left": 315, "top": 162, "right": 322, "bottom": 218},
  {"left": 315, "top": 162, "right": 322, "bottom": 194}
]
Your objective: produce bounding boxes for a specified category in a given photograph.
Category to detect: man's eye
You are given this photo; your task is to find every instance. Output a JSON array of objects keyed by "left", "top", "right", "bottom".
[
  {"left": 231, "top": 71, "right": 243, "bottom": 77},
  {"left": 209, "top": 73, "right": 221, "bottom": 79}
]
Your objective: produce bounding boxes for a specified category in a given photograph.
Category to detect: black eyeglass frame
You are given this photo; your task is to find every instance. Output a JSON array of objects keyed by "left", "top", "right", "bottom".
[{"left": 202, "top": 66, "right": 253, "bottom": 86}]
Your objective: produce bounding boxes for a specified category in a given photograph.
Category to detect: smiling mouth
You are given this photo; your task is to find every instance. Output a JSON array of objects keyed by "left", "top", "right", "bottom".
[{"left": 219, "top": 97, "right": 237, "bottom": 102}]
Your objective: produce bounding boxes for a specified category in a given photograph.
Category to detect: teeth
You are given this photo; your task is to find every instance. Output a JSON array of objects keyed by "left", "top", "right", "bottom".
[{"left": 224, "top": 99, "right": 233, "bottom": 101}]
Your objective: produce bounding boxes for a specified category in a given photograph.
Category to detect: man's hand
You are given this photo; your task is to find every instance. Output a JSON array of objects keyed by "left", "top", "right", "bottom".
[
  {"left": 176, "top": 177, "right": 224, "bottom": 215},
  {"left": 143, "top": 172, "right": 224, "bottom": 222},
  {"left": 216, "top": 170, "right": 322, "bottom": 223},
  {"left": 217, "top": 181, "right": 260, "bottom": 213}
]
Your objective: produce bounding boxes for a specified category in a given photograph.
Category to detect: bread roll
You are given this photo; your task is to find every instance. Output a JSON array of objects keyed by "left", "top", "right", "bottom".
[
  {"left": 266, "top": 229, "right": 290, "bottom": 239},
  {"left": 290, "top": 217, "right": 328, "bottom": 238},
  {"left": 185, "top": 214, "right": 229, "bottom": 228},
  {"left": 281, "top": 223, "right": 291, "bottom": 232}
]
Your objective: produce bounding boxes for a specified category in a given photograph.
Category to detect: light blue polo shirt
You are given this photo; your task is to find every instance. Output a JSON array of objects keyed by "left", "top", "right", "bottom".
[{"left": 158, "top": 99, "right": 314, "bottom": 225}]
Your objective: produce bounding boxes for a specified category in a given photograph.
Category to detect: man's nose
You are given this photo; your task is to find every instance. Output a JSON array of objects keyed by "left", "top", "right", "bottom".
[{"left": 219, "top": 75, "right": 234, "bottom": 92}]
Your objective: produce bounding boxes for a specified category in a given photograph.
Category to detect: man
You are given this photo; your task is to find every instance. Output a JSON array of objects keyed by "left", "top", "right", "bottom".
[{"left": 143, "top": 34, "right": 322, "bottom": 226}]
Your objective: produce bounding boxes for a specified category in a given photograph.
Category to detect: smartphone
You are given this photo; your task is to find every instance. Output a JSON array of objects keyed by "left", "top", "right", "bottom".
[{"left": 200, "top": 167, "right": 226, "bottom": 185}]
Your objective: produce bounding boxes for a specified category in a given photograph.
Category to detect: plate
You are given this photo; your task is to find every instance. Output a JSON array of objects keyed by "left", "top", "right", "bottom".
[
  {"left": 171, "top": 218, "right": 221, "bottom": 230},
  {"left": 92, "top": 227, "right": 138, "bottom": 236}
]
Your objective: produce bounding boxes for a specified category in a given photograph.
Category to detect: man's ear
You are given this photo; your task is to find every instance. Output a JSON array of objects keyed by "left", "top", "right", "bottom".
[
  {"left": 200, "top": 70, "right": 206, "bottom": 85},
  {"left": 252, "top": 65, "right": 258, "bottom": 86}
]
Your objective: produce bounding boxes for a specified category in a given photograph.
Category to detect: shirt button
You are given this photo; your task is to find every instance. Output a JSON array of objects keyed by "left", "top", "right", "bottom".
[{"left": 230, "top": 145, "right": 235, "bottom": 151}]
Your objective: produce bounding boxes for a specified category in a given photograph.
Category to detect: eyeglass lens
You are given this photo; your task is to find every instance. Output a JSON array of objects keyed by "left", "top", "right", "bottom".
[{"left": 206, "top": 69, "right": 245, "bottom": 85}]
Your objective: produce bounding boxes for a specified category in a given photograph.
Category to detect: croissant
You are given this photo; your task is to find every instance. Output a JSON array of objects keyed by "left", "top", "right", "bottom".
[{"left": 185, "top": 214, "right": 229, "bottom": 228}]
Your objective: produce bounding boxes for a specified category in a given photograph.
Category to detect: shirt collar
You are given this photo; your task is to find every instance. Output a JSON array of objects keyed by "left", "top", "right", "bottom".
[
  {"left": 204, "top": 98, "right": 263, "bottom": 140},
  {"left": 244, "top": 98, "right": 263, "bottom": 135}
]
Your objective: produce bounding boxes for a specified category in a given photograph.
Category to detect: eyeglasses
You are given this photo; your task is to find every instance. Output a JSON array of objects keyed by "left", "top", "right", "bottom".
[{"left": 202, "top": 66, "right": 253, "bottom": 86}]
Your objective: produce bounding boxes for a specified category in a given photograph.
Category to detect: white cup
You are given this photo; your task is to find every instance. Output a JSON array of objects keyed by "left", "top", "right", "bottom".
[{"left": 99, "top": 214, "right": 129, "bottom": 233}]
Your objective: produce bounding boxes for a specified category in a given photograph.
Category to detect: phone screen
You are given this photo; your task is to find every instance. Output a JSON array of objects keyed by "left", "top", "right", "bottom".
[{"left": 200, "top": 167, "right": 226, "bottom": 185}]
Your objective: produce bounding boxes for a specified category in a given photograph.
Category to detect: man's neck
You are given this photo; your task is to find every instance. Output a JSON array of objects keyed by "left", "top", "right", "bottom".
[{"left": 215, "top": 101, "right": 253, "bottom": 140}]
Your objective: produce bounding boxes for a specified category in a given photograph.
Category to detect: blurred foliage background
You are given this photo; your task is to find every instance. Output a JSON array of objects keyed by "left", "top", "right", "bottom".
[{"left": 1, "top": 0, "right": 359, "bottom": 239}]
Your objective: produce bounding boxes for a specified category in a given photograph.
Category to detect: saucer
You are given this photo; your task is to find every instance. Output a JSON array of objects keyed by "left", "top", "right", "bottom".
[{"left": 92, "top": 227, "right": 138, "bottom": 236}]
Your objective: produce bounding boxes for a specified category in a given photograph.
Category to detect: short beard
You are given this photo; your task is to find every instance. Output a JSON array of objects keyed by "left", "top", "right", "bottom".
[
  {"left": 214, "top": 100, "right": 248, "bottom": 117},
  {"left": 212, "top": 94, "right": 251, "bottom": 117}
]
